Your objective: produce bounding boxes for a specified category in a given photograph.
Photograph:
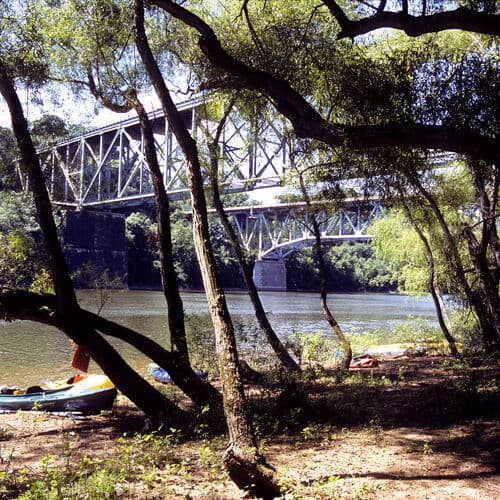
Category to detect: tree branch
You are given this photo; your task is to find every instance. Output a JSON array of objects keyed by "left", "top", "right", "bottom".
[
  {"left": 0, "top": 288, "right": 222, "bottom": 411},
  {"left": 151, "top": 0, "right": 499, "bottom": 164},
  {"left": 87, "top": 69, "right": 134, "bottom": 113},
  {"left": 322, "top": 2, "right": 500, "bottom": 38}
]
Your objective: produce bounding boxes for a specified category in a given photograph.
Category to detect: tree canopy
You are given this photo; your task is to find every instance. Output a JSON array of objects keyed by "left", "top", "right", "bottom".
[{"left": 149, "top": 0, "right": 498, "bottom": 164}]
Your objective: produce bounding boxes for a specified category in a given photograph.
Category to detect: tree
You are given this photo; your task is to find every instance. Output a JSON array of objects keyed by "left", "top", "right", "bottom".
[
  {"left": 402, "top": 202, "right": 461, "bottom": 359},
  {"left": 0, "top": 192, "right": 46, "bottom": 287},
  {"left": 0, "top": 59, "right": 187, "bottom": 426},
  {"left": 0, "top": 0, "right": 218, "bottom": 426},
  {"left": 126, "top": 211, "right": 161, "bottom": 286},
  {"left": 134, "top": 1, "right": 281, "bottom": 495},
  {"left": 0, "top": 126, "right": 20, "bottom": 190},
  {"left": 37, "top": 0, "right": 224, "bottom": 413},
  {"left": 30, "top": 114, "right": 69, "bottom": 147},
  {"left": 204, "top": 97, "right": 300, "bottom": 372},
  {"left": 371, "top": 208, "right": 460, "bottom": 357},
  {"left": 322, "top": 0, "right": 500, "bottom": 38},
  {"left": 292, "top": 161, "right": 353, "bottom": 371},
  {"left": 146, "top": 0, "right": 498, "bottom": 351}
]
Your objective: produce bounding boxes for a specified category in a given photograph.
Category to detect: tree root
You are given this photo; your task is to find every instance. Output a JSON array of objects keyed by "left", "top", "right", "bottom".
[{"left": 223, "top": 443, "right": 282, "bottom": 499}]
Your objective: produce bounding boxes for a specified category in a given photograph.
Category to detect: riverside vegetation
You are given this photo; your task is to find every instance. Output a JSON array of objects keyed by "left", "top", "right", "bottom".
[{"left": 0, "top": 1, "right": 498, "bottom": 496}]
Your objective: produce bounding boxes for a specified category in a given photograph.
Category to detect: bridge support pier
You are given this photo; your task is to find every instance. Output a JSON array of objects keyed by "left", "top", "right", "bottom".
[
  {"left": 62, "top": 210, "right": 127, "bottom": 285},
  {"left": 253, "top": 259, "right": 287, "bottom": 291}
]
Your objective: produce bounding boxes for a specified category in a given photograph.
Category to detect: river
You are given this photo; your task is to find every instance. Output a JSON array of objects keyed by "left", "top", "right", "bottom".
[{"left": 0, "top": 290, "right": 436, "bottom": 386}]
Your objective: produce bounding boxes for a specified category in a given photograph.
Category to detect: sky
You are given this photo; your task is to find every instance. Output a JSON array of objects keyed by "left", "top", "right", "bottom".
[{"left": 0, "top": 85, "right": 165, "bottom": 131}]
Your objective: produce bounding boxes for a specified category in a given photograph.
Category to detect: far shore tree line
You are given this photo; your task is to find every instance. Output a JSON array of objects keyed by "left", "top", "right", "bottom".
[{"left": 0, "top": 1, "right": 498, "bottom": 497}]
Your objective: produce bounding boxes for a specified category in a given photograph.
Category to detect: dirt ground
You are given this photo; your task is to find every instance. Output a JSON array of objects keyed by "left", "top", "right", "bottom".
[{"left": 0, "top": 356, "right": 498, "bottom": 499}]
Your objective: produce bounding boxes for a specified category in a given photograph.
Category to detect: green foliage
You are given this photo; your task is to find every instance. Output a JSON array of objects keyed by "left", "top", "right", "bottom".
[
  {"left": 72, "top": 262, "right": 124, "bottom": 314},
  {"left": 126, "top": 208, "right": 245, "bottom": 289},
  {"left": 29, "top": 268, "right": 54, "bottom": 294},
  {"left": 30, "top": 115, "right": 69, "bottom": 148},
  {"left": 125, "top": 211, "right": 161, "bottom": 287},
  {"left": 0, "top": 232, "right": 35, "bottom": 287},
  {"left": 0, "top": 1, "right": 50, "bottom": 84},
  {"left": 0, "top": 430, "right": 184, "bottom": 499},
  {"left": 370, "top": 211, "right": 428, "bottom": 293},
  {"left": 348, "top": 317, "right": 448, "bottom": 356},
  {"left": 449, "top": 306, "right": 484, "bottom": 354},
  {"left": 0, "top": 192, "right": 47, "bottom": 288},
  {"left": 169, "top": 209, "right": 200, "bottom": 288},
  {"left": 286, "top": 242, "right": 394, "bottom": 292},
  {"left": 327, "top": 243, "right": 393, "bottom": 291},
  {"left": 287, "top": 332, "right": 341, "bottom": 366},
  {"left": 0, "top": 126, "right": 19, "bottom": 190},
  {"left": 0, "top": 192, "right": 40, "bottom": 234}
]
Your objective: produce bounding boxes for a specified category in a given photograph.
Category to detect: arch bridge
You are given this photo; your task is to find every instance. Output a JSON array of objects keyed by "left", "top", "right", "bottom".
[{"left": 225, "top": 200, "right": 382, "bottom": 290}]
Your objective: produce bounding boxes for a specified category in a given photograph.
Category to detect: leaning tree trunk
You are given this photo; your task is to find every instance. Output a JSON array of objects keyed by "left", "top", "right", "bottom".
[
  {"left": 463, "top": 226, "right": 500, "bottom": 351},
  {"left": 0, "top": 62, "right": 186, "bottom": 426},
  {"left": 207, "top": 102, "right": 300, "bottom": 373},
  {"left": 402, "top": 203, "right": 461, "bottom": 358},
  {"left": 129, "top": 95, "right": 189, "bottom": 362},
  {"left": 134, "top": 3, "right": 282, "bottom": 496},
  {"left": 128, "top": 94, "right": 224, "bottom": 412},
  {"left": 297, "top": 171, "right": 352, "bottom": 371},
  {"left": 468, "top": 159, "right": 500, "bottom": 272},
  {"left": 85, "top": 79, "right": 224, "bottom": 412},
  {"left": 0, "top": 287, "right": 228, "bottom": 426},
  {"left": 465, "top": 160, "right": 500, "bottom": 351}
]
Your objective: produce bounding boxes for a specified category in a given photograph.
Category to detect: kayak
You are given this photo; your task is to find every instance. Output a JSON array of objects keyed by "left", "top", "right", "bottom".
[
  {"left": 149, "top": 363, "right": 208, "bottom": 384},
  {"left": 0, "top": 375, "right": 117, "bottom": 415}
]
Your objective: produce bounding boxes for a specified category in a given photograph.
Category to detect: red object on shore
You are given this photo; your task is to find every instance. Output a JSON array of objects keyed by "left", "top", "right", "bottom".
[{"left": 349, "top": 354, "right": 379, "bottom": 369}]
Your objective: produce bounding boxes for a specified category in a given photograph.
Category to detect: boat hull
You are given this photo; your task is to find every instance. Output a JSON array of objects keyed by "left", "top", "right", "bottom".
[{"left": 0, "top": 386, "right": 117, "bottom": 415}]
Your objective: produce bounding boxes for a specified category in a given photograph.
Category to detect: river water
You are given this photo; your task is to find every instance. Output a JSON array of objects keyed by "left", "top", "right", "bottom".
[{"left": 0, "top": 290, "right": 436, "bottom": 386}]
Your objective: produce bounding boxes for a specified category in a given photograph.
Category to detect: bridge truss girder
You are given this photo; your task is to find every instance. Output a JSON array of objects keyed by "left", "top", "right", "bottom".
[
  {"left": 228, "top": 200, "right": 383, "bottom": 260},
  {"left": 22, "top": 97, "right": 289, "bottom": 209}
]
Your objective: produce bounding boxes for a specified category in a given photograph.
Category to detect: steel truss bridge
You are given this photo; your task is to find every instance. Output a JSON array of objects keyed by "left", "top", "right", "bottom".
[
  {"left": 225, "top": 200, "right": 382, "bottom": 260},
  {"left": 22, "top": 96, "right": 382, "bottom": 284},
  {"left": 23, "top": 95, "right": 290, "bottom": 209}
]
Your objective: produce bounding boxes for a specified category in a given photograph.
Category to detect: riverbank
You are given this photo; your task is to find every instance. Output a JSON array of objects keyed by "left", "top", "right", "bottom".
[{"left": 0, "top": 356, "right": 498, "bottom": 498}]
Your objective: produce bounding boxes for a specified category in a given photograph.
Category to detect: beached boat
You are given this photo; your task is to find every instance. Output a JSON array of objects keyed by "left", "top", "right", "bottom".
[
  {"left": 0, "top": 375, "right": 117, "bottom": 415},
  {"left": 149, "top": 363, "right": 208, "bottom": 384}
]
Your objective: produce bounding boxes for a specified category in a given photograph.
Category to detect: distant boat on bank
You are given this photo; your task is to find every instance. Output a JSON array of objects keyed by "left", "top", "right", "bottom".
[{"left": 149, "top": 363, "right": 208, "bottom": 384}]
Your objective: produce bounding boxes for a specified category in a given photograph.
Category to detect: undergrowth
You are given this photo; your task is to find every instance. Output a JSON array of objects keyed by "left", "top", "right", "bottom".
[{"left": 0, "top": 428, "right": 226, "bottom": 499}]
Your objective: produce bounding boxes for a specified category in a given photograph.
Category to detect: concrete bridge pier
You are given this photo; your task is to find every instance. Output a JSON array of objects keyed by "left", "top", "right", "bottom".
[
  {"left": 62, "top": 210, "right": 127, "bottom": 284},
  {"left": 253, "top": 259, "right": 287, "bottom": 291}
]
